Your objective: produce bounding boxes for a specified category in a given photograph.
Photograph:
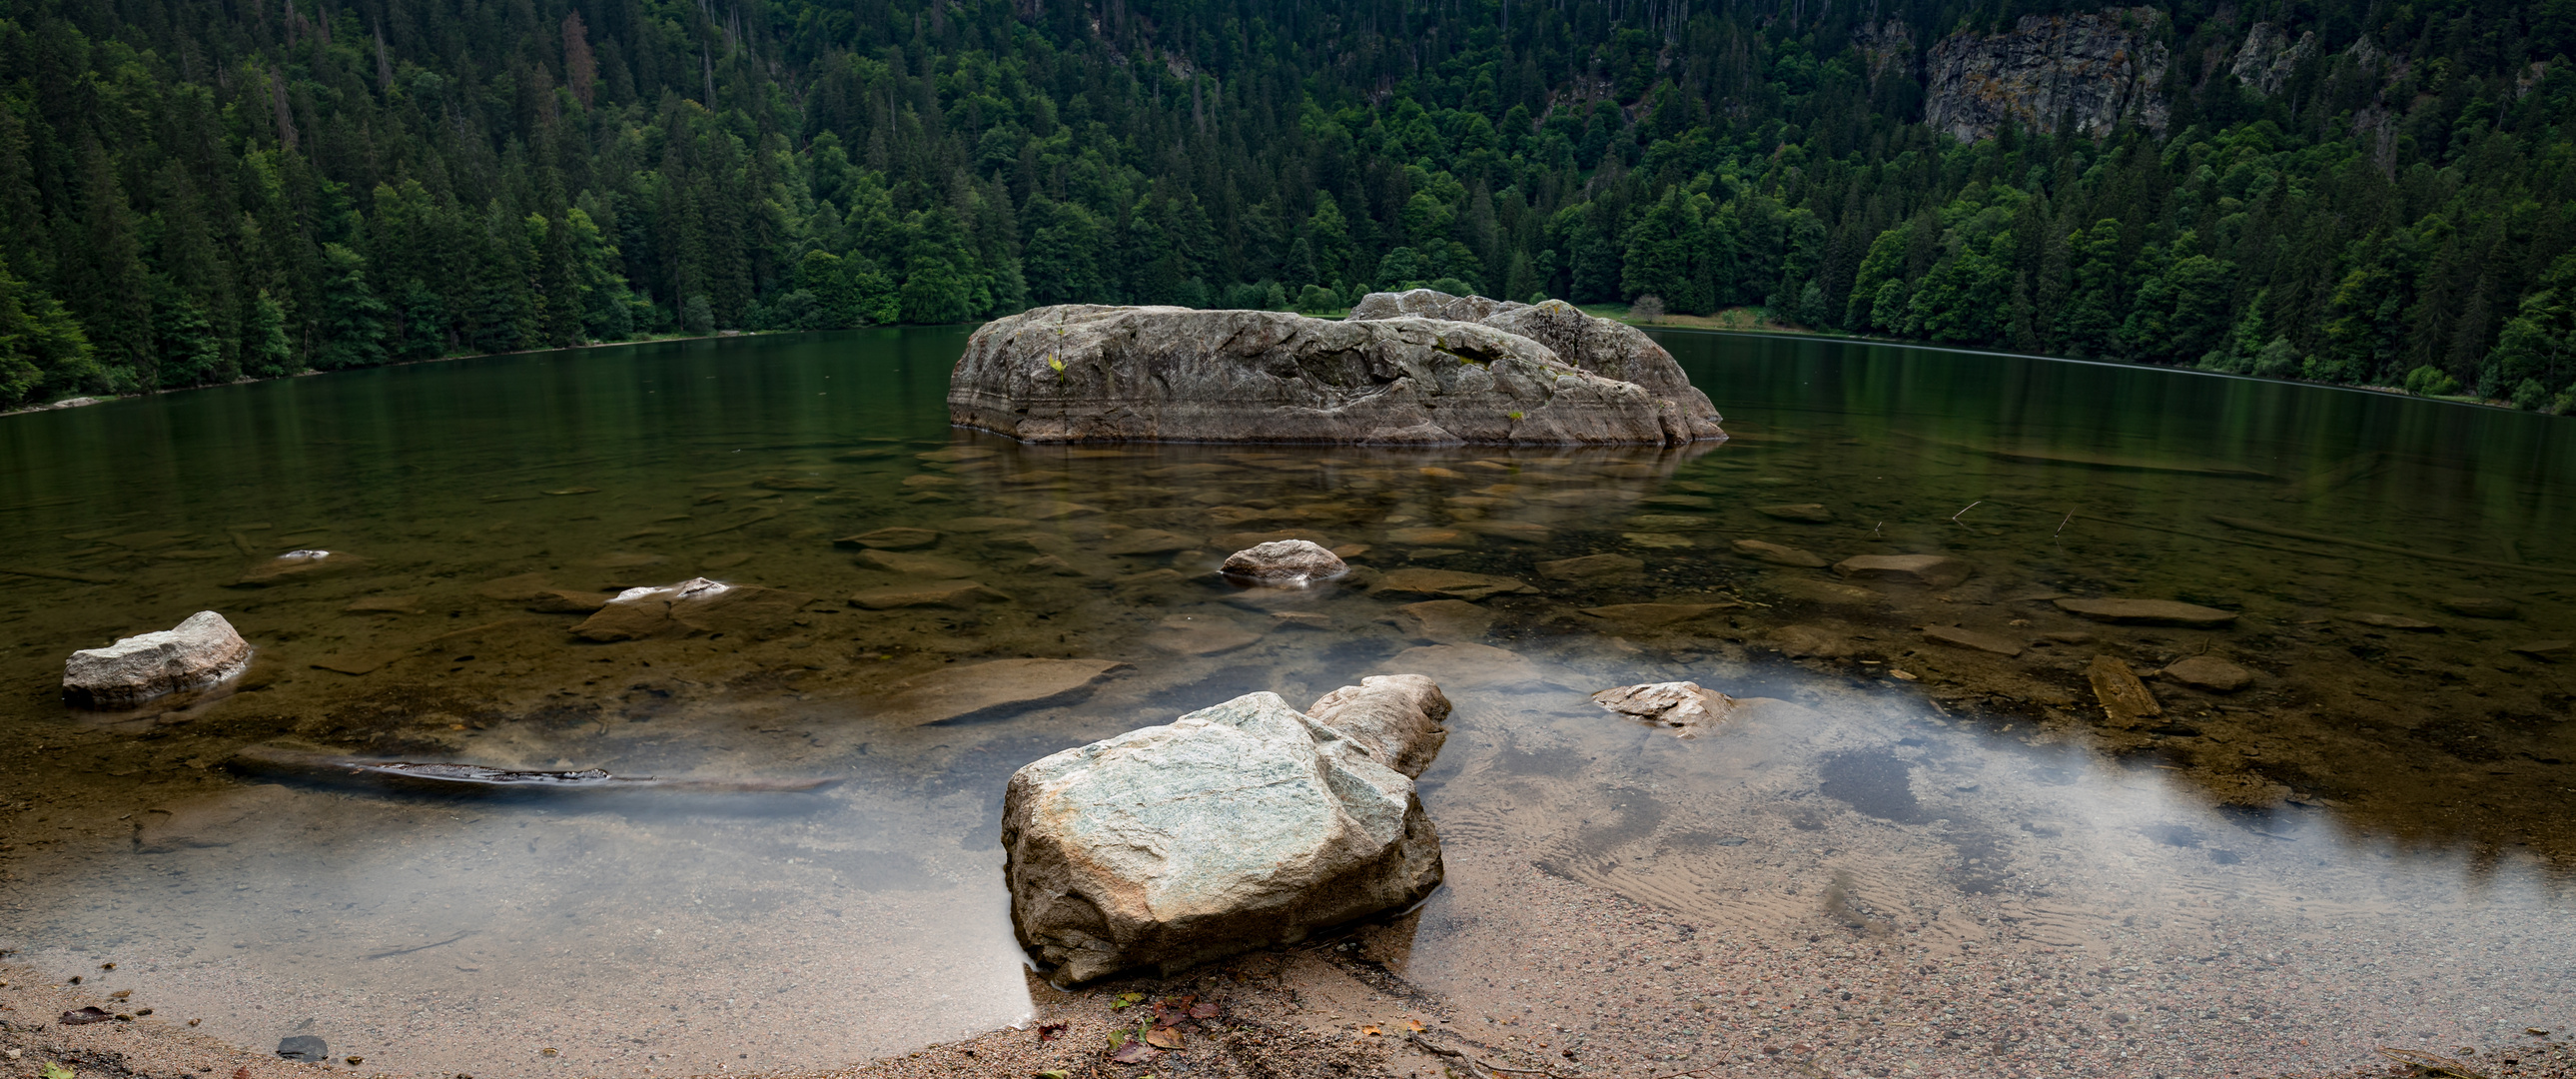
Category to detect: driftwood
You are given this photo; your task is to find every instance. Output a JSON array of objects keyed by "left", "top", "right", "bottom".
[{"left": 233, "top": 744, "right": 840, "bottom": 793}]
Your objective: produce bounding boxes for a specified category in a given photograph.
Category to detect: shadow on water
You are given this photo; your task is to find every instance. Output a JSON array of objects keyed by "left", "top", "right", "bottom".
[{"left": 0, "top": 327, "right": 2569, "bottom": 1075}]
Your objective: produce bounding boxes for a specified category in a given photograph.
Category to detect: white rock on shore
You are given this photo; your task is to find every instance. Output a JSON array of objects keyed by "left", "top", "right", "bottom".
[
  {"left": 1000, "top": 678, "right": 1449, "bottom": 984},
  {"left": 63, "top": 610, "right": 253, "bottom": 707}
]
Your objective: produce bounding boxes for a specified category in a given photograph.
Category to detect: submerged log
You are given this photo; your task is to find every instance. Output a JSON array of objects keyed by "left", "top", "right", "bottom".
[{"left": 232, "top": 744, "right": 840, "bottom": 793}]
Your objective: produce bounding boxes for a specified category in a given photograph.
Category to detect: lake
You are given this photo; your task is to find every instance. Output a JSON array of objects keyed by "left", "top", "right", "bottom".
[{"left": 1, "top": 328, "right": 2569, "bottom": 1077}]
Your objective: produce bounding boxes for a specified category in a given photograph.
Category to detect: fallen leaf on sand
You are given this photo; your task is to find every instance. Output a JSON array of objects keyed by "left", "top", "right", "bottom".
[
  {"left": 1360, "top": 1024, "right": 1383, "bottom": 1037},
  {"left": 1146, "top": 1026, "right": 1186, "bottom": 1049},
  {"left": 1407, "top": 1018, "right": 1428, "bottom": 1032},
  {"left": 59, "top": 1006, "right": 114, "bottom": 1025},
  {"left": 1107, "top": 1039, "right": 1155, "bottom": 1064},
  {"left": 1111, "top": 991, "right": 1145, "bottom": 1010},
  {"left": 1037, "top": 1071, "right": 1070, "bottom": 1079},
  {"left": 1037, "top": 1023, "right": 1067, "bottom": 1042}
]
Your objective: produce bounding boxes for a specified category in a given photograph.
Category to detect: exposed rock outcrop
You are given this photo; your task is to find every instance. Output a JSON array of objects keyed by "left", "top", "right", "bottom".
[
  {"left": 950, "top": 303, "right": 1720, "bottom": 446},
  {"left": 1001, "top": 682, "right": 1447, "bottom": 984},
  {"left": 2230, "top": 22, "right": 2317, "bottom": 97},
  {"left": 1351, "top": 292, "right": 1725, "bottom": 442},
  {"left": 1924, "top": 9, "right": 2168, "bottom": 143},
  {"left": 63, "top": 610, "right": 252, "bottom": 707}
]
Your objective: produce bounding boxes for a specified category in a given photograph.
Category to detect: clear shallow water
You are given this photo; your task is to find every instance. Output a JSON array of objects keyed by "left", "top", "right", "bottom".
[{"left": 0, "top": 329, "right": 2570, "bottom": 1076}]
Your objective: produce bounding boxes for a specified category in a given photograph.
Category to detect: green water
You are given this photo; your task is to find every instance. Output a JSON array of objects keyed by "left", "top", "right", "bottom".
[{"left": 0, "top": 329, "right": 2568, "bottom": 1076}]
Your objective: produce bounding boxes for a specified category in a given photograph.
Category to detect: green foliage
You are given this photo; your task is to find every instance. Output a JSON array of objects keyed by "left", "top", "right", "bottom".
[
  {"left": 0, "top": 0, "right": 2566, "bottom": 411},
  {"left": 0, "top": 253, "right": 97, "bottom": 408}
]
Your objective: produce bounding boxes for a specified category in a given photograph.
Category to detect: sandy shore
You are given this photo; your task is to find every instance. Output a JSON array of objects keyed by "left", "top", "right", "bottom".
[{"left": 12, "top": 853, "right": 2576, "bottom": 1079}]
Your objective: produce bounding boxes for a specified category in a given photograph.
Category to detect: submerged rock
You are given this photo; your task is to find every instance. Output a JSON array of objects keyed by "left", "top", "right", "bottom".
[
  {"left": 847, "top": 579, "right": 1010, "bottom": 609},
  {"left": 1773, "top": 623, "right": 1854, "bottom": 659},
  {"left": 1591, "top": 681, "right": 1735, "bottom": 737},
  {"left": 573, "top": 577, "right": 814, "bottom": 641},
  {"left": 1834, "top": 553, "right": 1974, "bottom": 588},
  {"left": 1732, "top": 539, "right": 1829, "bottom": 567},
  {"left": 2160, "top": 654, "right": 2253, "bottom": 692},
  {"left": 874, "top": 657, "right": 1129, "bottom": 725},
  {"left": 1001, "top": 686, "right": 1444, "bottom": 984},
  {"left": 134, "top": 783, "right": 298, "bottom": 852},
  {"left": 950, "top": 304, "right": 1717, "bottom": 445},
  {"left": 834, "top": 528, "right": 941, "bottom": 550},
  {"left": 2437, "top": 596, "right": 2518, "bottom": 619},
  {"left": 1220, "top": 540, "right": 1347, "bottom": 584},
  {"left": 233, "top": 548, "right": 366, "bottom": 586},
  {"left": 2340, "top": 611, "right": 2441, "bottom": 631},
  {"left": 63, "top": 610, "right": 253, "bottom": 707},
  {"left": 2086, "top": 655, "right": 2162, "bottom": 726},
  {"left": 2054, "top": 597, "right": 2237, "bottom": 626},
  {"left": 1755, "top": 504, "right": 1833, "bottom": 524},
  {"left": 1536, "top": 552, "right": 1645, "bottom": 584},
  {"left": 1922, "top": 625, "right": 2024, "bottom": 656},
  {"left": 1372, "top": 567, "right": 1530, "bottom": 601},
  {"left": 1393, "top": 598, "right": 1494, "bottom": 642}
]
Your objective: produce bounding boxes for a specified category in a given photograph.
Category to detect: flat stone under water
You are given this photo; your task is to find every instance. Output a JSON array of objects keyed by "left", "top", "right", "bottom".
[{"left": 0, "top": 329, "right": 2569, "bottom": 1077}]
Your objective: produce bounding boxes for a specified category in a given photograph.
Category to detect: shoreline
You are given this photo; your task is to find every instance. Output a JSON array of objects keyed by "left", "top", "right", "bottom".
[{"left": 7, "top": 313, "right": 2551, "bottom": 425}]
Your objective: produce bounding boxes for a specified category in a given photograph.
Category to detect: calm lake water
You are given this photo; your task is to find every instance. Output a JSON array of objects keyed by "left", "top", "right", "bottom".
[{"left": 0, "top": 328, "right": 2569, "bottom": 1076}]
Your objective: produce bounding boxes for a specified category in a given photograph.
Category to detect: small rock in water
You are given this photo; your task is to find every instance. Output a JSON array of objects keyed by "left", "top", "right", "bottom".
[
  {"left": 2086, "top": 655, "right": 2162, "bottom": 726},
  {"left": 1376, "top": 642, "right": 1549, "bottom": 688},
  {"left": 1773, "top": 624, "right": 1853, "bottom": 659},
  {"left": 277, "top": 1035, "right": 330, "bottom": 1061},
  {"left": 60, "top": 1006, "right": 115, "bottom": 1025},
  {"left": 1219, "top": 540, "right": 1347, "bottom": 584},
  {"left": 2053, "top": 597, "right": 2238, "bottom": 627},
  {"left": 1922, "top": 625, "right": 2024, "bottom": 656},
  {"left": 834, "top": 528, "right": 941, "bottom": 550},
  {"left": 2437, "top": 596, "right": 2518, "bottom": 618},
  {"left": 1754, "top": 503, "right": 1832, "bottom": 523},
  {"left": 1394, "top": 599, "right": 1494, "bottom": 642},
  {"left": 63, "top": 610, "right": 253, "bottom": 708},
  {"left": 1731, "top": 539, "right": 1828, "bottom": 567},
  {"left": 1590, "top": 681, "right": 1734, "bottom": 737},
  {"left": 1622, "top": 533, "right": 1694, "bottom": 549},
  {"left": 1535, "top": 552, "right": 1643, "bottom": 583},
  {"left": 2160, "top": 654, "right": 2253, "bottom": 692},
  {"left": 1834, "top": 553, "right": 1974, "bottom": 588},
  {"left": 2340, "top": 611, "right": 2441, "bottom": 631}
]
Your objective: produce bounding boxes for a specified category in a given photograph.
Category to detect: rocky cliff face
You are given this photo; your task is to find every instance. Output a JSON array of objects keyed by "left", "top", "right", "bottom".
[
  {"left": 2229, "top": 22, "right": 2317, "bottom": 97},
  {"left": 1921, "top": 8, "right": 2169, "bottom": 143}
]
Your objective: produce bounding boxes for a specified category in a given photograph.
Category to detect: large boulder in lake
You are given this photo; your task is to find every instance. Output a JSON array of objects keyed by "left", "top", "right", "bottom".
[
  {"left": 1000, "top": 678, "right": 1449, "bottom": 984},
  {"left": 64, "top": 610, "right": 252, "bottom": 707},
  {"left": 950, "top": 304, "right": 1718, "bottom": 445},
  {"left": 1351, "top": 291, "right": 1727, "bottom": 442}
]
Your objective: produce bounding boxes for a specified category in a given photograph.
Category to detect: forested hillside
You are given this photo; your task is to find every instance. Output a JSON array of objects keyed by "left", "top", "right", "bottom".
[{"left": 4, "top": 0, "right": 2575, "bottom": 414}]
